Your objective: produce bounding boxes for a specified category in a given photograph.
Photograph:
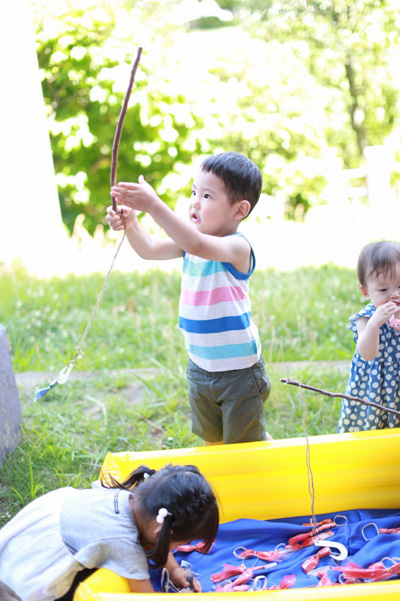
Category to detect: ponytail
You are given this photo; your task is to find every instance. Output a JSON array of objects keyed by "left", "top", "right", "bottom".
[
  {"left": 104, "top": 463, "right": 219, "bottom": 568},
  {"left": 100, "top": 465, "right": 156, "bottom": 490},
  {"left": 141, "top": 464, "right": 219, "bottom": 568}
]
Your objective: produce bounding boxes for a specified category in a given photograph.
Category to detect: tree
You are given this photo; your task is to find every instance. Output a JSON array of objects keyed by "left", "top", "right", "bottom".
[
  {"left": 31, "top": 0, "right": 398, "bottom": 229},
  {"left": 214, "top": 0, "right": 399, "bottom": 164},
  {"left": 32, "top": 1, "right": 204, "bottom": 234},
  {"left": 192, "top": 35, "right": 331, "bottom": 219}
]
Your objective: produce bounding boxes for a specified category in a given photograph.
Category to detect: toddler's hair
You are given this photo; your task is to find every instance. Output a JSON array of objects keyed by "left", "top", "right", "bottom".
[
  {"left": 102, "top": 463, "right": 219, "bottom": 568},
  {"left": 201, "top": 151, "right": 262, "bottom": 215},
  {"left": 357, "top": 241, "right": 400, "bottom": 286}
]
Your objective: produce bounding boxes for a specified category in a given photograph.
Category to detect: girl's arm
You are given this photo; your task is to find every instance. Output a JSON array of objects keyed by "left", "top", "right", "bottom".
[
  {"left": 106, "top": 206, "right": 183, "bottom": 261},
  {"left": 355, "top": 317, "right": 379, "bottom": 360},
  {"left": 165, "top": 553, "right": 202, "bottom": 592},
  {"left": 127, "top": 578, "right": 155, "bottom": 592},
  {"left": 125, "top": 554, "right": 201, "bottom": 593},
  {"left": 355, "top": 302, "right": 397, "bottom": 360},
  {"left": 111, "top": 179, "right": 251, "bottom": 271}
]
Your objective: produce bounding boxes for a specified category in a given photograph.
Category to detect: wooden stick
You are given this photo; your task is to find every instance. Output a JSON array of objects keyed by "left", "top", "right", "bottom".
[
  {"left": 111, "top": 47, "right": 143, "bottom": 212},
  {"left": 280, "top": 378, "right": 400, "bottom": 417}
]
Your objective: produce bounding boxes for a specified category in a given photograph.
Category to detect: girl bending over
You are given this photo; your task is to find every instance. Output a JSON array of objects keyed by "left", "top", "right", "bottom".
[{"left": 0, "top": 463, "right": 219, "bottom": 599}]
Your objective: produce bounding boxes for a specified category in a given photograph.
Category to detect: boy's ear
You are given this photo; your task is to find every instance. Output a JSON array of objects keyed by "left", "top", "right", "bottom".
[
  {"left": 234, "top": 200, "right": 251, "bottom": 220},
  {"left": 360, "top": 284, "right": 370, "bottom": 299}
]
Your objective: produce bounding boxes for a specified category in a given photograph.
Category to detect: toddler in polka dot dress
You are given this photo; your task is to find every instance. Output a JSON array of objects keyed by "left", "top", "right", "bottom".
[{"left": 337, "top": 241, "right": 400, "bottom": 433}]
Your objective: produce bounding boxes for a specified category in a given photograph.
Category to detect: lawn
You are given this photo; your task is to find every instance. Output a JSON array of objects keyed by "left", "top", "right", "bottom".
[{"left": 0, "top": 263, "right": 357, "bottom": 526}]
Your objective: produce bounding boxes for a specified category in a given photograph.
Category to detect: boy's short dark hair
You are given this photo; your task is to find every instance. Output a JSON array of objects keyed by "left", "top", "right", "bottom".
[
  {"left": 201, "top": 152, "right": 262, "bottom": 216},
  {"left": 357, "top": 240, "right": 400, "bottom": 286}
]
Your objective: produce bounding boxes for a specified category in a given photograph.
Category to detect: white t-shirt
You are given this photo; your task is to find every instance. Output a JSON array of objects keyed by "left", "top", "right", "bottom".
[{"left": 60, "top": 483, "right": 150, "bottom": 580}]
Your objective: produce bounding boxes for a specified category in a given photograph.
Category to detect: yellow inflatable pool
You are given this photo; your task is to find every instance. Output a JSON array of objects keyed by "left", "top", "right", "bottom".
[{"left": 74, "top": 429, "right": 400, "bottom": 601}]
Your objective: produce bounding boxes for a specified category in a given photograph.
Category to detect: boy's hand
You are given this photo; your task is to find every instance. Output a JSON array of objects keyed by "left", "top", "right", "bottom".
[
  {"left": 106, "top": 205, "right": 136, "bottom": 231},
  {"left": 369, "top": 301, "right": 399, "bottom": 328},
  {"left": 111, "top": 175, "right": 160, "bottom": 213}
]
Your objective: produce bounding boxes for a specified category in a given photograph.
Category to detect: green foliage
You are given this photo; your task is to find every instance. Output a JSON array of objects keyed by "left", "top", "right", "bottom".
[
  {"left": 34, "top": 3, "right": 204, "bottom": 234},
  {"left": 31, "top": 0, "right": 398, "bottom": 230},
  {"left": 211, "top": 0, "right": 399, "bottom": 217},
  {"left": 204, "top": 47, "right": 331, "bottom": 218},
  {"left": 215, "top": 0, "right": 399, "bottom": 162}
]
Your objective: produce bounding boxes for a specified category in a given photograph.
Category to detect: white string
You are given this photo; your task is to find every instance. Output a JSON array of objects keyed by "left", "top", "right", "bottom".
[
  {"left": 66, "top": 231, "right": 126, "bottom": 369},
  {"left": 292, "top": 377, "right": 317, "bottom": 530}
]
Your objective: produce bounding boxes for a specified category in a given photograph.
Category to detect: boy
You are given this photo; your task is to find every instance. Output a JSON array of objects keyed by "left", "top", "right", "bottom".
[{"left": 106, "top": 152, "right": 271, "bottom": 444}]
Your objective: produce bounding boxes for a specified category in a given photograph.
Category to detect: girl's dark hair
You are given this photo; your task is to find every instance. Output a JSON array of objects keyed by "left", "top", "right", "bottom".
[
  {"left": 201, "top": 152, "right": 262, "bottom": 215},
  {"left": 102, "top": 463, "right": 219, "bottom": 568},
  {"left": 357, "top": 241, "right": 400, "bottom": 286}
]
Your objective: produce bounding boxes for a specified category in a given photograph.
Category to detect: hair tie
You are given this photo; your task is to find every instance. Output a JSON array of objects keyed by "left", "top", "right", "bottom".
[{"left": 156, "top": 507, "right": 171, "bottom": 524}]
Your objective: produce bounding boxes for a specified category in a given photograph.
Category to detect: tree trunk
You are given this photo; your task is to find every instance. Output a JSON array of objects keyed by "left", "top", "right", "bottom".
[
  {"left": 0, "top": 0, "right": 69, "bottom": 276},
  {"left": 344, "top": 59, "right": 368, "bottom": 157}
]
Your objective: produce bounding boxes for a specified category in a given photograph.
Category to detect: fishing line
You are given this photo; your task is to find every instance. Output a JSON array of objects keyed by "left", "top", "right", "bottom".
[
  {"left": 290, "top": 377, "right": 317, "bottom": 531},
  {"left": 34, "top": 232, "right": 126, "bottom": 401},
  {"left": 34, "top": 47, "right": 142, "bottom": 401},
  {"left": 282, "top": 374, "right": 400, "bottom": 534}
]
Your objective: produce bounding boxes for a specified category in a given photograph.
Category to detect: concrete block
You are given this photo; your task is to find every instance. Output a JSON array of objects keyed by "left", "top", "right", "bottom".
[{"left": 0, "top": 325, "right": 22, "bottom": 466}]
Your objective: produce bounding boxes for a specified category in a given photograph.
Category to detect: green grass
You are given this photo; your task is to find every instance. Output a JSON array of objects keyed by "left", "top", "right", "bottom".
[
  {"left": 0, "top": 262, "right": 356, "bottom": 526},
  {"left": 1, "top": 262, "right": 359, "bottom": 371},
  {"left": 253, "top": 265, "right": 360, "bottom": 362}
]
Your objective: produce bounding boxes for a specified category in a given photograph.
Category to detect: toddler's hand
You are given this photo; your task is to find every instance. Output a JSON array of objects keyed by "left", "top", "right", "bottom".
[
  {"left": 370, "top": 301, "right": 399, "bottom": 328},
  {"left": 170, "top": 566, "right": 201, "bottom": 592},
  {"left": 110, "top": 176, "right": 159, "bottom": 213},
  {"left": 105, "top": 205, "right": 135, "bottom": 231}
]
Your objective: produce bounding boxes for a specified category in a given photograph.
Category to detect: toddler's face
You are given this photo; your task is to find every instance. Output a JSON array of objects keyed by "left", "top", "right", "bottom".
[
  {"left": 360, "top": 264, "right": 400, "bottom": 311},
  {"left": 188, "top": 170, "right": 237, "bottom": 236}
]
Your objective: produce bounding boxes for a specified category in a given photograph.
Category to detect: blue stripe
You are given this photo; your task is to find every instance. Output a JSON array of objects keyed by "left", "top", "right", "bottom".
[
  {"left": 222, "top": 233, "right": 256, "bottom": 280},
  {"left": 179, "top": 312, "right": 251, "bottom": 334},
  {"left": 188, "top": 341, "right": 258, "bottom": 360},
  {"left": 222, "top": 261, "right": 253, "bottom": 280},
  {"left": 183, "top": 257, "right": 225, "bottom": 278}
]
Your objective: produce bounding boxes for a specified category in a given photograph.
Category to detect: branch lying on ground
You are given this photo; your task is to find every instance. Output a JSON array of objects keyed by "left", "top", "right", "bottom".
[{"left": 280, "top": 378, "right": 400, "bottom": 417}]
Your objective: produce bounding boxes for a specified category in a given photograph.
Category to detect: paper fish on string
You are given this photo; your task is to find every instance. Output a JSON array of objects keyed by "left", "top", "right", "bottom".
[{"left": 34, "top": 363, "right": 75, "bottom": 401}]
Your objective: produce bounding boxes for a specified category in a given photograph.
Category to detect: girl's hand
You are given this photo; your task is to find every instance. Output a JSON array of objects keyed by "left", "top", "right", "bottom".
[
  {"left": 111, "top": 176, "right": 160, "bottom": 213},
  {"left": 369, "top": 301, "right": 400, "bottom": 328},
  {"left": 170, "top": 566, "right": 202, "bottom": 592},
  {"left": 106, "top": 205, "right": 136, "bottom": 231}
]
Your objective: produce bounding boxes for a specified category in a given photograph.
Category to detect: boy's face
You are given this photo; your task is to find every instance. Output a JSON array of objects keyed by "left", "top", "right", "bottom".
[
  {"left": 360, "top": 265, "right": 400, "bottom": 312},
  {"left": 189, "top": 170, "right": 240, "bottom": 236}
]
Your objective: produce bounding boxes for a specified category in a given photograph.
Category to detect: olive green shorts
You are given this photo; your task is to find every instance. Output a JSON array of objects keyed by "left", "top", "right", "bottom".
[{"left": 186, "top": 355, "right": 270, "bottom": 444}]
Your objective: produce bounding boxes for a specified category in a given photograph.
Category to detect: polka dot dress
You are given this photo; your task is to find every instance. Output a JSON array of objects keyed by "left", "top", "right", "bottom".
[{"left": 337, "top": 303, "right": 400, "bottom": 433}]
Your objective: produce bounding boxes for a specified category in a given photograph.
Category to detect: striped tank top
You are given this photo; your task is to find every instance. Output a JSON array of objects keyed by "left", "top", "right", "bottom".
[{"left": 178, "top": 234, "right": 261, "bottom": 372}]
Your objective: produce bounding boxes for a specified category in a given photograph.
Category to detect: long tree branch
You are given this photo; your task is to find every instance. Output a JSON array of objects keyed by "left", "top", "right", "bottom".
[
  {"left": 280, "top": 378, "right": 400, "bottom": 417},
  {"left": 111, "top": 47, "right": 143, "bottom": 212}
]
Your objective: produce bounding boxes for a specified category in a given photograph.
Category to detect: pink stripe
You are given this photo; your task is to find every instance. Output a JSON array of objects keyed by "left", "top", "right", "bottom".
[{"left": 182, "top": 286, "right": 246, "bottom": 306}]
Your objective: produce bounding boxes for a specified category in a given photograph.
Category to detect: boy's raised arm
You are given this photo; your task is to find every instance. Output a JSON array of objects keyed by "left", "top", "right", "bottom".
[
  {"left": 106, "top": 205, "right": 182, "bottom": 261},
  {"left": 111, "top": 178, "right": 250, "bottom": 269}
]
